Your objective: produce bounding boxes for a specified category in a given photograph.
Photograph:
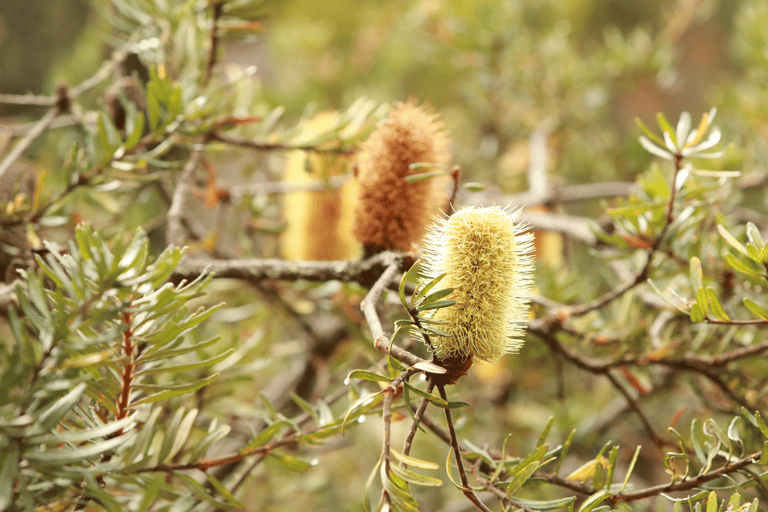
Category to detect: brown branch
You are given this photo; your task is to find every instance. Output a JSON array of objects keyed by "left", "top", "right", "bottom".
[
  {"left": 115, "top": 312, "right": 135, "bottom": 425},
  {"left": 174, "top": 250, "right": 405, "bottom": 288},
  {"left": 204, "top": 0, "right": 225, "bottom": 85},
  {"left": 438, "top": 384, "right": 493, "bottom": 512},
  {"left": 0, "top": 84, "right": 70, "bottom": 181},
  {"left": 167, "top": 146, "right": 206, "bottom": 247},
  {"left": 608, "top": 451, "right": 761, "bottom": 504},
  {"left": 211, "top": 131, "right": 356, "bottom": 155},
  {"left": 604, "top": 369, "right": 668, "bottom": 449},
  {"left": 402, "top": 381, "right": 433, "bottom": 461},
  {"left": 228, "top": 175, "right": 348, "bottom": 198},
  {"left": 474, "top": 469, "right": 537, "bottom": 512}
]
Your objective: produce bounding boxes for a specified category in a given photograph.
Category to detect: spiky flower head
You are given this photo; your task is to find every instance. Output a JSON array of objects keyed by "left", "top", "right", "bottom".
[
  {"left": 353, "top": 101, "right": 450, "bottom": 253},
  {"left": 420, "top": 205, "right": 534, "bottom": 365}
]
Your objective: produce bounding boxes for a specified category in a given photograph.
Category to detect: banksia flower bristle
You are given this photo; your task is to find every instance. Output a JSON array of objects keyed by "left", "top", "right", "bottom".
[
  {"left": 353, "top": 101, "right": 450, "bottom": 254},
  {"left": 421, "top": 206, "right": 534, "bottom": 366}
]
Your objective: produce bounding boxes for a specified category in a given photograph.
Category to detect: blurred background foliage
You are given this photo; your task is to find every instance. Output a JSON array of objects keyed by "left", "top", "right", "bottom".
[{"left": 4, "top": 0, "right": 768, "bottom": 510}]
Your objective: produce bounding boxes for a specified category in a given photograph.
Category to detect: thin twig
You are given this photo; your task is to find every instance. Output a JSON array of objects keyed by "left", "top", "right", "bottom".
[
  {"left": 228, "top": 174, "right": 348, "bottom": 198},
  {"left": 167, "top": 146, "right": 205, "bottom": 246},
  {"left": 438, "top": 384, "right": 493, "bottom": 512},
  {"left": 604, "top": 369, "right": 668, "bottom": 448},
  {"left": 402, "top": 381, "right": 434, "bottom": 461},
  {"left": 211, "top": 131, "right": 356, "bottom": 155},
  {"left": 474, "top": 469, "right": 537, "bottom": 512},
  {"left": 204, "top": 0, "right": 225, "bottom": 85},
  {"left": 0, "top": 106, "right": 60, "bottom": 181}
]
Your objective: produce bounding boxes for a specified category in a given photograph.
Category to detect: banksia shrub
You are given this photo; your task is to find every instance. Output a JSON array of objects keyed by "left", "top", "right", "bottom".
[
  {"left": 282, "top": 112, "right": 360, "bottom": 260},
  {"left": 352, "top": 101, "right": 450, "bottom": 254},
  {"left": 420, "top": 206, "right": 534, "bottom": 371}
]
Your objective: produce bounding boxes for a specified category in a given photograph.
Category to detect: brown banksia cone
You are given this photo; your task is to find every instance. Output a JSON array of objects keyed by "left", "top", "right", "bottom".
[
  {"left": 352, "top": 101, "right": 450, "bottom": 255},
  {"left": 282, "top": 112, "right": 360, "bottom": 261}
]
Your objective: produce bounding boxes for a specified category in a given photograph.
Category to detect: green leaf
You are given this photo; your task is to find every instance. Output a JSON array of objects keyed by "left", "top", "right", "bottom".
[
  {"left": 38, "top": 382, "right": 87, "bottom": 431},
  {"left": 537, "top": 416, "right": 555, "bottom": 449},
  {"left": 164, "top": 408, "right": 198, "bottom": 463},
  {"left": 743, "top": 299, "right": 768, "bottom": 321},
  {"left": 411, "top": 272, "right": 445, "bottom": 307},
  {"left": 635, "top": 117, "right": 666, "bottom": 148},
  {"left": 390, "top": 463, "right": 443, "bottom": 487},
  {"left": 463, "top": 182, "right": 485, "bottom": 192},
  {"left": 389, "top": 449, "right": 439, "bottom": 470},
  {"left": 605, "top": 446, "right": 619, "bottom": 490},
  {"left": 398, "top": 264, "right": 412, "bottom": 308},
  {"left": 746, "top": 222, "right": 765, "bottom": 250},
  {"left": 513, "top": 497, "right": 577, "bottom": 511},
  {"left": 364, "top": 457, "right": 382, "bottom": 512},
  {"left": 725, "top": 253, "right": 764, "bottom": 277},
  {"left": 718, "top": 225, "right": 749, "bottom": 256},
  {"left": 415, "top": 299, "right": 456, "bottom": 311},
  {"left": 555, "top": 430, "right": 576, "bottom": 473},
  {"left": 418, "top": 287, "right": 454, "bottom": 307},
  {"left": 26, "top": 431, "right": 135, "bottom": 464},
  {"left": 345, "top": 370, "right": 392, "bottom": 384},
  {"left": 690, "top": 257, "right": 704, "bottom": 294},
  {"left": 268, "top": 452, "right": 314, "bottom": 472},
  {"left": 657, "top": 112, "right": 677, "bottom": 147},
  {"left": 205, "top": 472, "right": 245, "bottom": 508},
  {"left": 0, "top": 444, "right": 19, "bottom": 511},
  {"left": 29, "top": 411, "right": 139, "bottom": 445},
  {"left": 705, "top": 491, "right": 718, "bottom": 512},
  {"left": 125, "top": 110, "right": 145, "bottom": 150},
  {"left": 129, "top": 374, "right": 218, "bottom": 406},
  {"left": 342, "top": 392, "right": 384, "bottom": 433},
  {"left": 754, "top": 411, "right": 768, "bottom": 439},
  {"left": 507, "top": 461, "right": 539, "bottom": 496},
  {"left": 290, "top": 392, "right": 319, "bottom": 423},
  {"left": 174, "top": 472, "right": 234, "bottom": 509},
  {"left": 705, "top": 288, "right": 730, "bottom": 321},
  {"left": 136, "top": 349, "right": 234, "bottom": 375},
  {"left": 383, "top": 464, "right": 421, "bottom": 510},
  {"left": 491, "top": 434, "right": 513, "bottom": 483},
  {"left": 690, "top": 302, "right": 706, "bottom": 323},
  {"left": 403, "top": 382, "right": 448, "bottom": 408},
  {"left": 621, "top": 446, "right": 642, "bottom": 492},
  {"left": 405, "top": 170, "right": 447, "bottom": 183},
  {"left": 758, "top": 441, "right": 768, "bottom": 465},
  {"left": 577, "top": 490, "right": 611, "bottom": 512},
  {"left": 411, "top": 361, "right": 447, "bottom": 374}
]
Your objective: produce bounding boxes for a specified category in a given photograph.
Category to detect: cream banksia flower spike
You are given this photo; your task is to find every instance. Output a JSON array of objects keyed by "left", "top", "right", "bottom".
[{"left": 420, "top": 205, "right": 534, "bottom": 371}]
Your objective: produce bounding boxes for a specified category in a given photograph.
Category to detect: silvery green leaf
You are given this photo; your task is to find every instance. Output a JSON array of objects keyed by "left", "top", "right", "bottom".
[
  {"left": 639, "top": 136, "right": 673, "bottom": 160},
  {"left": 663, "top": 130, "right": 678, "bottom": 153},
  {"left": 682, "top": 128, "right": 721, "bottom": 156},
  {"left": 674, "top": 164, "right": 691, "bottom": 191},
  {"left": 675, "top": 111, "right": 691, "bottom": 146}
]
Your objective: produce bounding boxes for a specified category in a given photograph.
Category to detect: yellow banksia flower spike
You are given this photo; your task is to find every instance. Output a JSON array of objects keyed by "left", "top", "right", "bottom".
[
  {"left": 282, "top": 112, "right": 360, "bottom": 261},
  {"left": 420, "top": 206, "right": 534, "bottom": 369},
  {"left": 353, "top": 101, "right": 450, "bottom": 254}
]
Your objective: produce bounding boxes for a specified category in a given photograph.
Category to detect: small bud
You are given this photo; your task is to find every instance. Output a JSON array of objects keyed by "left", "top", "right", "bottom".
[
  {"left": 420, "top": 206, "right": 534, "bottom": 366},
  {"left": 353, "top": 101, "right": 450, "bottom": 254}
]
